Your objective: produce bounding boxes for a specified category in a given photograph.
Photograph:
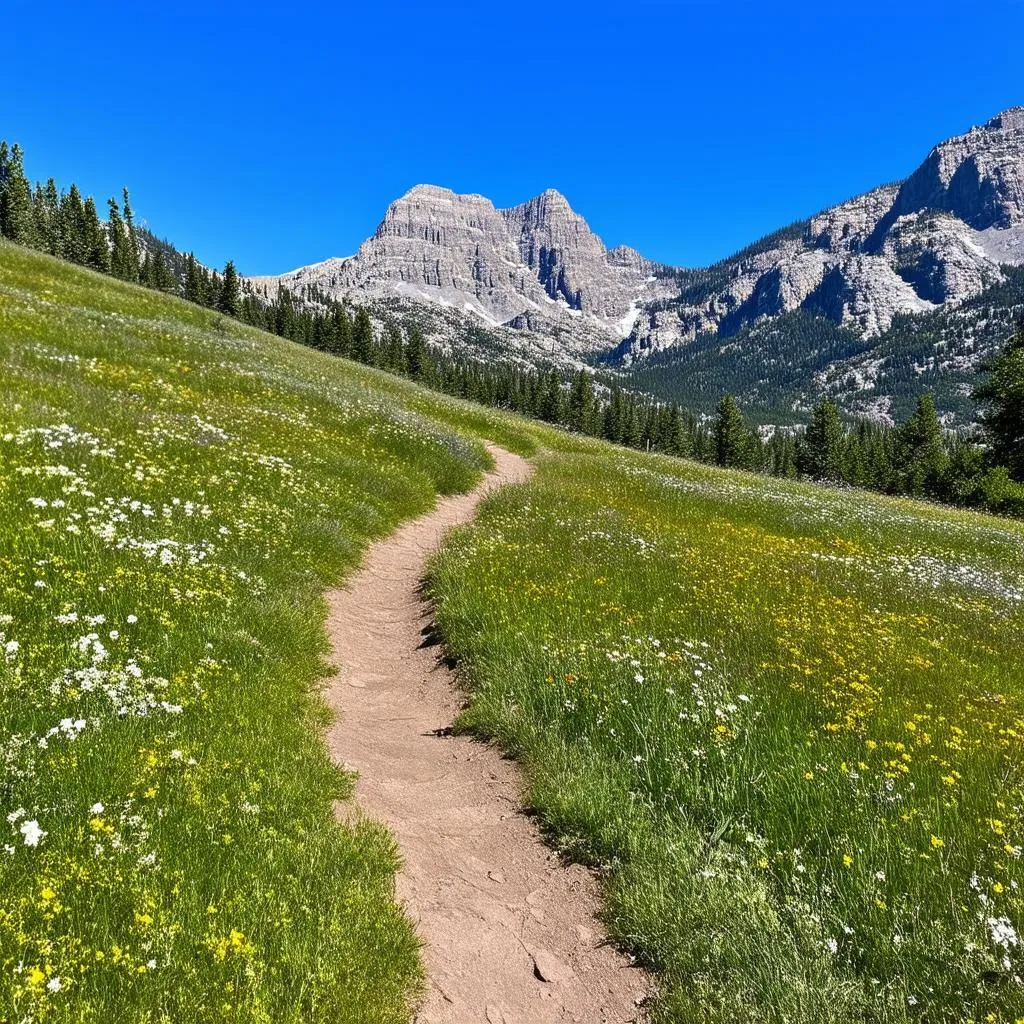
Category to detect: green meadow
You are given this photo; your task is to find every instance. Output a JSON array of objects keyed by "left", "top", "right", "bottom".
[
  {"left": 430, "top": 445, "right": 1024, "bottom": 1023},
  {"left": 0, "top": 241, "right": 532, "bottom": 1022},
  {"left": 2, "top": 239, "right": 1023, "bottom": 1023}
]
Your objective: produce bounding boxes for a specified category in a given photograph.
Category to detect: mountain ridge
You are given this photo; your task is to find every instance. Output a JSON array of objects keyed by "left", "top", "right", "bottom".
[{"left": 250, "top": 106, "right": 1024, "bottom": 422}]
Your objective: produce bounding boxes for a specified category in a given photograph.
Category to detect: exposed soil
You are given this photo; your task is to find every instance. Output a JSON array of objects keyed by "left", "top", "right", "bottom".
[{"left": 324, "top": 445, "right": 649, "bottom": 1023}]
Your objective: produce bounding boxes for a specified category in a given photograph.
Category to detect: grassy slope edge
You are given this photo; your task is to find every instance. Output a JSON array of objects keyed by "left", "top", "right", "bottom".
[
  {"left": 0, "top": 240, "right": 535, "bottom": 1023},
  {"left": 429, "top": 441, "right": 1024, "bottom": 1023}
]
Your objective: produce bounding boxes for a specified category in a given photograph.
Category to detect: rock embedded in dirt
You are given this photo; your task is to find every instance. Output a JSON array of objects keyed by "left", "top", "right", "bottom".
[{"left": 532, "top": 948, "right": 573, "bottom": 984}]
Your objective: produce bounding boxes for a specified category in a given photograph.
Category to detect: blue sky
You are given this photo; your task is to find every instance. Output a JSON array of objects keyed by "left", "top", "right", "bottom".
[{"left": 3, "top": 0, "right": 1021, "bottom": 275}]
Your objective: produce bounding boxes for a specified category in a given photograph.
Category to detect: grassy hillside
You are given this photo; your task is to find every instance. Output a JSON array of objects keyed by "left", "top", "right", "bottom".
[
  {"left": 0, "top": 241, "right": 534, "bottom": 1023},
  {"left": 4, "top": 237, "right": 1024, "bottom": 1024},
  {"left": 430, "top": 444, "right": 1024, "bottom": 1023}
]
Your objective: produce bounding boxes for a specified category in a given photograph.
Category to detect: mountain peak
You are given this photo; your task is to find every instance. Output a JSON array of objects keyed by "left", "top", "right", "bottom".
[
  {"left": 983, "top": 106, "right": 1024, "bottom": 132},
  {"left": 534, "top": 187, "right": 572, "bottom": 207},
  {"left": 398, "top": 183, "right": 491, "bottom": 205}
]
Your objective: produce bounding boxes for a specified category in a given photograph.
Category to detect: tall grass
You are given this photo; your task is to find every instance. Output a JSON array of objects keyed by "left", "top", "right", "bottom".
[
  {"left": 0, "top": 241, "right": 534, "bottom": 1023},
  {"left": 429, "top": 444, "right": 1024, "bottom": 1023}
]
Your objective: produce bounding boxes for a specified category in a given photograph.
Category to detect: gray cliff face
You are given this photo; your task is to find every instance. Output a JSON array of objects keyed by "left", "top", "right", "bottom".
[
  {"left": 250, "top": 107, "right": 1024, "bottom": 376},
  {"left": 254, "top": 184, "right": 662, "bottom": 354},
  {"left": 501, "top": 190, "right": 648, "bottom": 321},
  {"left": 888, "top": 107, "right": 1024, "bottom": 230},
  {"left": 622, "top": 108, "right": 1024, "bottom": 362}
]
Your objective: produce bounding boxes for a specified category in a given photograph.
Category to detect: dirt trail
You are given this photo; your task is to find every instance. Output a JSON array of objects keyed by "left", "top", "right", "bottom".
[{"left": 324, "top": 446, "right": 647, "bottom": 1023}]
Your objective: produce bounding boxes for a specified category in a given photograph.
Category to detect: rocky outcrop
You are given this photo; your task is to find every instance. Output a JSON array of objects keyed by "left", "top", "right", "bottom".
[{"left": 888, "top": 107, "right": 1024, "bottom": 230}]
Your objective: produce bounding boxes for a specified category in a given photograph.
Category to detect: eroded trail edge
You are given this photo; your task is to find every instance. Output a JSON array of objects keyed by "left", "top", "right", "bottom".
[{"left": 325, "top": 445, "right": 647, "bottom": 1023}]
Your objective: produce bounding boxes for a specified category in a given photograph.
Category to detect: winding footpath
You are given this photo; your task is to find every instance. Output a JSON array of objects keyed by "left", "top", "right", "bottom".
[{"left": 324, "top": 446, "right": 647, "bottom": 1023}]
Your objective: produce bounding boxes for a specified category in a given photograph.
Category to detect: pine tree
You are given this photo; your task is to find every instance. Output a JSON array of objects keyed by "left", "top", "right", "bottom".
[
  {"left": 35, "top": 178, "right": 60, "bottom": 254},
  {"left": 218, "top": 260, "right": 240, "bottom": 316},
  {"left": 83, "top": 197, "right": 110, "bottom": 272},
  {"left": 713, "top": 394, "right": 750, "bottom": 468},
  {"left": 538, "top": 369, "right": 564, "bottom": 423},
  {"left": 803, "top": 398, "right": 845, "bottom": 480},
  {"left": 975, "top": 321, "right": 1024, "bottom": 482},
  {"left": 382, "top": 324, "right": 404, "bottom": 369},
  {"left": 121, "top": 188, "right": 140, "bottom": 282},
  {"left": 352, "top": 307, "right": 374, "bottom": 363},
  {"left": 0, "top": 143, "right": 35, "bottom": 245},
  {"left": 58, "top": 185, "right": 88, "bottom": 264},
  {"left": 207, "top": 270, "right": 221, "bottom": 310},
  {"left": 184, "top": 254, "right": 204, "bottom": 304},
  {"left": 107, "top": 197, "right": 132, "bottom": 279},
  {"left": 153, "top": 250, "right": 176, "bottom": 292},
  {"left": 405, "top": 325, "right": 428, "bottom": 381},
  {"left": 567, "top": 370, "right": 595, "bottom": 433},
  {"left": 331, "top": 305, "right": 352, "bottom": 356},
  {"left": 898, "top": 394, "right": 948, "bottom": 497}
]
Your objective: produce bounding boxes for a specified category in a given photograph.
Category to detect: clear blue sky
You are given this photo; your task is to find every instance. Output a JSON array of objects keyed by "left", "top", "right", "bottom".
[{"left": 3, "top": 0, "right": 1021, "bottom": 275}]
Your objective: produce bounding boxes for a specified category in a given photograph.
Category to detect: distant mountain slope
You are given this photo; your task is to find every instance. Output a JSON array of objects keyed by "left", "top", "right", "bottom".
[
  {"left": 254, "top": 107, "right": 1024, "bottom": 422},
  {"left": 624, "top": 265, "right": 1024, "bottom": 424}
]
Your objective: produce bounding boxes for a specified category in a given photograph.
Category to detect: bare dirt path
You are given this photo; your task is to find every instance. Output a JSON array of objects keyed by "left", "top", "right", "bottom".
[{"left": 324, "top": 445, "right": 648, "bottom": 1024}]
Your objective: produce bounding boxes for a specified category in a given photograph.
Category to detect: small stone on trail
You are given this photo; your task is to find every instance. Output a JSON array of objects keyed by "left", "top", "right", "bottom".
[
  {"left": 532, "top": 947, "right": 573, "bottom": 983},
  {"left": 487, "top": 870, "right": 505, "bottom": 883},
  {"left": 575, "top": 924, "right": 593, "bottom": 944}
]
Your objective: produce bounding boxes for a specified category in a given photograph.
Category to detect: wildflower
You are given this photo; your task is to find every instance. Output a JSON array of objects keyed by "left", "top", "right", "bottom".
[
  {"left": 930, "top": 835, "right": 944, "bottom": 849},
  {"left": 19, "top": 820, "right": 45, "bottom": 847},
  {"left": 987, "top": 916, "right": 1019, "bottom": 950}
]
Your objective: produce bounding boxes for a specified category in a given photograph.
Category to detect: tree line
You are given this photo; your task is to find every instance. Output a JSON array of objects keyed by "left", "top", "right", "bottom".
[{"left": 2, "top": 138, "right": 1021, "bottom": 517}]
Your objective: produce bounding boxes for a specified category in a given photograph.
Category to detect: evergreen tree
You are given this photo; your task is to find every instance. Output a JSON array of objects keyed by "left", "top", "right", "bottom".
[
  {"left": 32, "top": 181, "right": 58, "bottom": 253},
  {"left": 58, "top": 185, "right": 88, "bottom": 264},
  {"left": 150, "top": 249, "right": 176, "bottom": 292},
  {"left": 218, "top": 260, "right": 240, "bottom": 316},
  {"left": 897, "top": 394, "right": 948, "bottom": 497},
  {"left": 83, "top": 197, "right": 110, "bottom": 272},
  {"left": 352, "top": 307, "right": 374, "bottom": 363},
  {"left": 975, "top": 321, "right": 1024, "bottom": 481},
  {"left": 602, "top": 387, "right": 624, "bottom": 443},
  {"left": 184, "top": 254, "right": 204, "bottom": 304},
  {"left": 331, "top": 305, "right": 352, "bottom": 356},
  {"left": 37, "top": 179, "right": 60, "bottom": 255},
  {"left": 803, "top": 398, "right": 845, "bottom": 480},
  {"left": 714, "top": 394, "right": 750, "bottom": 468},
  {"left": 121, "top": 188, "right": 140, "bottom": 282},
  {"left": 405, "top": 325, "right": 428, "bottom": 381},
  {"left": 567, "top": 370, "right": 595, "bottom": 433},
  {"left": 0, "top": 143, "right": 35, "bottom": 245},
  {"left": 107, "top": 197, "right": 132, "bottom": 279},
  {"left": 207, "top": 270, "right": 222, "bottom": 310},
  {"left": 382, "top": 324, "right": 404, "bottom": 370}
]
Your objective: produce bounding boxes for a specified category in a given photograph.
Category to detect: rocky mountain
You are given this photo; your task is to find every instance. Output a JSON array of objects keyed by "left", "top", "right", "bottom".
[
  {"left": 623, "top": 109, "right": 1024, "bottom": 364},
  {"left": 251, "top": 184, "right": 669, "bottom": 359},
  {"left": 253, "top": 107, "right": 1024, "bottom": 422}
]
